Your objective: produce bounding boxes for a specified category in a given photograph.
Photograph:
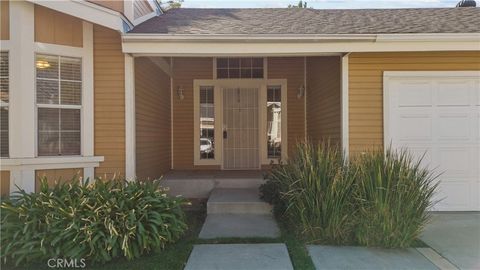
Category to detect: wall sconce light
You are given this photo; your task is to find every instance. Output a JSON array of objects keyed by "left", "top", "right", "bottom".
[
  {"left": 177, "top": 86, "right": 184, "bottom": 100},
  {"left": 297, "top": 85, "right": 305, "bottom": 99}
]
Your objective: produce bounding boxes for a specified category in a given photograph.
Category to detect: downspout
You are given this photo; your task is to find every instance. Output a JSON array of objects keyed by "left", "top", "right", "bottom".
[
  {"left": 304, "top": 56, "right": 307, "bottom": 141},
  {"left": 341, "top": 52, "right": 351, "bottom": 158},
  {"left": 170, "top": 57, "right": 174, "bottom": 170}
]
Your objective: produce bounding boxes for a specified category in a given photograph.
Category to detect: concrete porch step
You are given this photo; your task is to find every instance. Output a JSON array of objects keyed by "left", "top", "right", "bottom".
[{"left": 207, "top": 188, "right": 272, "bottom": 215}]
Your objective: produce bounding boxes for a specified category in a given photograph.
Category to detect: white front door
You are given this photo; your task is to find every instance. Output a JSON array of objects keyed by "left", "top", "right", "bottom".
[
  {"left": 385, "top": 71, "right": 480, "bottom": 211},
  {"left": 223, "top": 87, "right": 259, "bottom": 169}
]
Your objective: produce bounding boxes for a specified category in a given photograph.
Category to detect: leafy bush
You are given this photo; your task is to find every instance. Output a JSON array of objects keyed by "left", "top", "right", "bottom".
[
  {"left": 259, "top": 174, "right": 286, "bottom": 215},
  {"left": 262, "top": 141, "right": 438, "bottom": 248},
  {"left": 265, "top": 141, "right": 357, "bottom": 244},
  {"left": 353, "top": 149, "right": 438, "bottom": 248},
  {"left": 1, "top": 178, "right": 188, "bottom": 266}
]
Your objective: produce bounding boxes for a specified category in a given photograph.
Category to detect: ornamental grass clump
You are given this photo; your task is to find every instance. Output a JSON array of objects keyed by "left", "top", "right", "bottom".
[
  {"left": 1, "top": 178, "right": 188, "bottom": 266},
  {"left": 265, "top": 141, "right": 357, "bottom": 244},
  {"left": 353, "top": 148, "right": 438, "bottom": 248}
]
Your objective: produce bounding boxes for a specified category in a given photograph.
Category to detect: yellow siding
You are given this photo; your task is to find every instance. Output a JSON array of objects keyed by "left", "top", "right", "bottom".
[
  {"left": 172, "top": 57, "right": 215, "bottom": 170},
  {"left": 306, "top": 56, "right": 341, "bottom": 144},
  {"left": 35, "top": 168, "right": 83, "bottom": 192},
  {"left": 135, "top": 57, "right": 171, "bottom": 180},
  {"left": 88, "top": 0, "right": 124, "bottom": 13},
  {"left": 0, "top": 170, "right": 9, "bottom": 196},
  {"left": 268, "top": 57, "right": 305, "bottom": 156},
  {"left": 349, "top": 51, "right": 480, "bottom": 154},
  {"left": 0, "top": 0, "right": 9, "bottom": 40},
  {"left": 34, "top": 5, "right": 83, "bottom": 47},
  {"left": 94, "top": 25, "right": 125, "bottom": 178}
]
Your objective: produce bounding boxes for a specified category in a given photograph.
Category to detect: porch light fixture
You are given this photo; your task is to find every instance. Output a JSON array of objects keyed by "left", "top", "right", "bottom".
[
  {"left": 177, "top": 86, "right": 184, "bottom": 100},
  {"left": 297, "top": 85, "right": 305, "bottom": 99}
]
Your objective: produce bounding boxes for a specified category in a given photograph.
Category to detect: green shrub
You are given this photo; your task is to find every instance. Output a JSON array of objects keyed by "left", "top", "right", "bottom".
[
  {"left": 265, "top": 141, "right": 357, "bottom": 244},
  {"left": 353, "top": 148, "right": 438, "bottom": 248},
  {"left": 1, "top": 178, "right": 188, "bottom": 266}
]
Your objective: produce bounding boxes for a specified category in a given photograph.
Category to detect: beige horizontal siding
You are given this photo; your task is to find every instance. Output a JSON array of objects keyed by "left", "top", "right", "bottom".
[
  {"left": 87, "top": 0, "right": 124, "bottom": 13},
  {"left": 93, "top": 25, "right": 125, "bottom": 178},
  {"left": 268, "top": 57, "right": 305, "bottom": 156},
  {"left": 171, "top": 57, "right": 215, "bottom": 170},
  {"left": 306, "top": 56, "right": 341, "bottom": 145},
  {"left": 34, "top": 5, "right": 83, "bottom": 47},
  {"left": 0, "top": 170, "right": 9, "bottom": 196},
  {"left": 348, "top": 51, "right": 480, "bottom": 155},
  {"left": 35, "top": 168, "right": 83, "bottom": 192},
  {"left": 1, "top": 0, "right": 9, "bottom": 40},
  {"left": 135, "top": 57, "right": 171, "bottom": 180}
]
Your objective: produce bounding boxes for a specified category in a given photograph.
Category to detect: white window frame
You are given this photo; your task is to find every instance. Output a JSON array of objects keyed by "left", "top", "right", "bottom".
[
  {"left": 35, "top": 53, "right": 83, "bottom": 157},
  {"left": 193, "top": 78, "right": 288, "bottom": 168},
  {"left": 32, "top": 22, "right": 95, "bottom": 160},
  {"left": 193, "top": 80, "right": 223, "bottom": 166}
]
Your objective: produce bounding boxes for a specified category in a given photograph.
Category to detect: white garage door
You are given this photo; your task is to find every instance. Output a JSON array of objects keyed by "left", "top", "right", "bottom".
[{"left": 384, "top": 71, "right": 480, "bottom": 211}]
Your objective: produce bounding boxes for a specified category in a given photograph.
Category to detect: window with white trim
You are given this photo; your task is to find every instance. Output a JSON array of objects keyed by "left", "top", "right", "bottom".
[
  {"left": 199, "top": 86, "right": 215, "bottom": 159},
  {"left": 36, "top": 54, "right": 82, "bottom": 156},
  {"left": 217, "top": 58, "right": 264, "bottom": 79},
  {"left": 0, "top": 51, "right": 8, "bottom": 157},
  {"left": 267, "top": 85, "right": 281, "bottom": 159}
]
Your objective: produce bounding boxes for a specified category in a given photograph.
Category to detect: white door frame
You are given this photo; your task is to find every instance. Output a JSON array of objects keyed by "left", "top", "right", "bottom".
[{"left": 193, "top": 79, "right": 287, "bottom": 169}]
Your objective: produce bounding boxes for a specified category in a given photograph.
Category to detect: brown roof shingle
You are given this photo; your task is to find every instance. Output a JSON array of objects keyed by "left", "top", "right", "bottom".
[{"left": 129, "top": 8, "right": 480, "bottom": 35}]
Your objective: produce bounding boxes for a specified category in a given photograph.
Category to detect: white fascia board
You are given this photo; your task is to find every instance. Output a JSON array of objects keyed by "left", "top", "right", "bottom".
[
  {"left": 122, "top": 40, "right": 480, "bottom": 56},
  {"left": 29, "top": 0, "right": 131, "bottom": 32},
  {"left": 121, "top": 33, "right": 480, "bottom": 55},
  {"left": 123, "top": 34, "right": 378, "bottom": 42}
]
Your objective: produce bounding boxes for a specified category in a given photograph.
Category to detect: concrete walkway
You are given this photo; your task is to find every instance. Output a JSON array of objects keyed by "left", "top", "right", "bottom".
[
  {"left": 421, "top": 213, "right": 480, "bottom": 270},
  {"left": 199, "top": 213, "right": 280, "bottom": 239},
  {"left": 199, "top": 188, "right": 279, "bottom": 239},
  {"left": 185, "top": 188, "right": 292, "bottom": 270},
  {"left": 185, "top": 244, "right": 294, "bottom": 270},
  {"left": 308, "top": 245, "right": 438, "bottom": 270}
]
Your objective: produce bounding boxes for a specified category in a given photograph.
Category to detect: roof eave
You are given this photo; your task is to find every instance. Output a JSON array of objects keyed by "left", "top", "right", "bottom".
[{"left": 122, "top": 33, "right": 480, "bottom": 43}]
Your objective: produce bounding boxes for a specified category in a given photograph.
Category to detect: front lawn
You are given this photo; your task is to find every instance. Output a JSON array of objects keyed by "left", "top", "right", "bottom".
[
  {"left": 3, "top": 210, "right": 205, "bottom": 270},
  {"left": 3, "top": 209, "right": 317, "bottom": 270}
]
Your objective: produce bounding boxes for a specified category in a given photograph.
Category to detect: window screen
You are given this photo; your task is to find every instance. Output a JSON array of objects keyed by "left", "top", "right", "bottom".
[{"left": 36, "top": 54, "right": 82, "bottom": 156}]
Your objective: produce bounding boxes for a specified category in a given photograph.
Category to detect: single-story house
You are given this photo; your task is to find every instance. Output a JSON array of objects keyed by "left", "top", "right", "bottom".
[{"left": 0, "top": 0, "right": 479, "bottom": 211}]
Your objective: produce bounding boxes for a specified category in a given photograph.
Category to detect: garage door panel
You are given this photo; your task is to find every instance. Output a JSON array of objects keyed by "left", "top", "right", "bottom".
[
  {"left": 437, "top": 147, "right": 473, "bottom": 177},
  {"left": 400, "top": 145, "right": 433, "bottom": 170},
  {"left": 436, "top": 80, "right": 472, "bottom": 106},
  {"left": 393, "top": 80, "right": 432, "bottom": 107},
  {"left": 386, "top": 72, "right": 480, "bottom": 211},
  {"left": 436, "top": 113, "right": 471, "bottom": 141},
  {"left": 396, "top": 114, "right": 432, "bottom": 141},
  {"left": 434, "top": 181, "right": 471, "bottom": 211}
]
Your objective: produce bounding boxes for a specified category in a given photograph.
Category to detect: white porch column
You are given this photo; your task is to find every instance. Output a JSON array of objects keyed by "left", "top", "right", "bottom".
[
  {"left": 8, "top": 1, "right": 35, "bottom": 193},
  {"left": 125, "top": 55, "right": 136, "bottom": 181},
  {"left": 341, "top": 53, "right": 350, "bottom": 157}
]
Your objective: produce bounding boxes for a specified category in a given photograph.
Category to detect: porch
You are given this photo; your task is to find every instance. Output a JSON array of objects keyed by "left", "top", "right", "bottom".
[
  {"left": 162, "top": 170, "right": 265, "bottom": 198},
  {"left": 131, "top": 56, "right": 342, "bottom": 198}
]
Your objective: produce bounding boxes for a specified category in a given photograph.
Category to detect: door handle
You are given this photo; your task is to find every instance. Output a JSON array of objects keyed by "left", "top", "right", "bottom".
[{"left": 223, "top": 130, "right": 227, "bottom": 139}]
